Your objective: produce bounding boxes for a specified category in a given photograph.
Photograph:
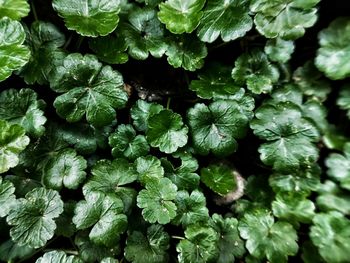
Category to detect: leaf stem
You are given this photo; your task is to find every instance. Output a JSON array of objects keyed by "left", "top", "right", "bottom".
[
  {"left": 166, "top": 97, "right": 171, "bottom": 109},
  {"left": 171, "top": 235, "right": 185, "bottom": 240},
  {"left": 31, "top": 0, "right": 38, "bottom": 21},
  {"left": 63, "top": 34, "right": 73, "bottom": 50},
  {"left": 75, "top": 35, "right": 85, "bottom": 51}
]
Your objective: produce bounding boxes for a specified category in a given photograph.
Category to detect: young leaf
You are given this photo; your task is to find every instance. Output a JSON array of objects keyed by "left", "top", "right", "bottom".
[
  {"left": 36, "top": 251, "right": 83, "bottom": 263},
  {"left": 0, "top": 88, "right": 47, "bottom": 137},
  {"left": 0, "top": 177, "right": 16, "bottom": 217},
  {"left": 250, "top": 101, "right": 320, "bottom": 172},
  {"left": 6, "top": 187, "right": 64, "bottom": 248},
  {"left": 135, "top": 155, "right": 164, "bottom": 185},
  {"left": 337, "top": 85, "right": 350, "bottom": 119},
  {"left": 325, "top": 143, "right": 350, "bottom": 190},
  {"left": 52, "top": 0, "right": 121, "bottom": 37},
  {"left": 250, "top": 0, "right": 320, "bottom": 40},
  {"left": 238, "top": 209, "right": 298, "bottom": 263},
  {"left": 166, "top": 34, "right": 207, "bottom": 71},
  {"left": 172, "top": 190, "right": 209, "bottom": 227},
  {"left": 124, "top": 225, "right": 170, "bottom": 263},
  {"left": 0, "top": 0, "right": 29, "bottom": 20},
  {"left": 189, "top": 64, "right": 242, "bottom": 100},
  {"left": 130, "top": 99, "right": 164, "bottom": 132},
  {"left": 50, "top": 53, "right": 128, "bottom": 127},
  {"left": 315, "top": 17, "right": 350, "bottom": 80},
  {"left": 146, "top": 109, "right": 188, "bottom": 154},
  {"left": 109, "top": 124, "right": 149, "bottom": 160},
  {"left": 231, "top": 49, "right": 279, "bottom": 94},
  {"left": 162, "top": 154, "right": 200, "bottom": 191},
  {"left": 0, "top": 17, "right": 30, "bottom": 81},
  {"left": 293, "top": 61, "right": 331, "bottom": 102},
  {"left": 89, "top": 35, "right": 128, "bottom": 64},
  {"left": 264, "top": 38, "right": 295, "bottom": 63},
  {"left": 187, "top": 99, "right": 253, "bottom": 156},
  {"left": 176, "top": 225, "right": 219, "bottom": 263},
  {"left": 209, "top": 214, "right": 245, "bottom": 263},
  {"left": 20, "top": 21, "right": 66, "bottom": 85},
  {"left": 197, "top": 0, "right": 253, "bottom": 43},
  {"left": 43, "top": 148, "right": 87, "bottom": 190},
  {"left": 120, "top": 7, "right": 167, "bottom": 60},
  {"left": 310, "top": 212, "right": 350, "bottom": 263},
  {"left": 158, "top": 0, "right": 205, "bottom": 34},
  {"left": 272, "top": 193, "right": 315, "bottom": 226},
  {"left": 0, "top": 120, "right": 30, "bottom": 174},
  {"left": 73, "top": 192, "right": 127, "bottom": 247},
  {"left": 201, "top": 164, "right": 237, "bottom": 196},
  {"left": 137, "top": 177, "right": 177, "bottom": 224},
  {"left": 83, "top": 158, "right": 138, "bottom": 213}
]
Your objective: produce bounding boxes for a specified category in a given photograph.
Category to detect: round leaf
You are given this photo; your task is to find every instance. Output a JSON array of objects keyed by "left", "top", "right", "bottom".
[{"left": 0, "top": 0, "right": 29, "bottom": 20}]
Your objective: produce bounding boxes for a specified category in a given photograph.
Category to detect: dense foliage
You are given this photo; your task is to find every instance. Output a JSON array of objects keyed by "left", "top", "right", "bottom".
[{"left": 0, "top": 0, "right": 350, "bottom": 262}]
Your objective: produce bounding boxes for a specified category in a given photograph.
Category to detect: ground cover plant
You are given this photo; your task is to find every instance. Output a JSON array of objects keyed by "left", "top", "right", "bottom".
[{"left": 0, "top": 0, "right": 350, "bottom": 262}]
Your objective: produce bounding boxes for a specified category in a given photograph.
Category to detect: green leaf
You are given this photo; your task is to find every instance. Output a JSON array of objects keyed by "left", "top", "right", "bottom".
[
  {"left": 310, "top": 212, "right": 350, "bottom": 263},
  {"left": 162, "top": 154, "right": 200, "bottom": 191},
  {"left": 187, "top": 99, "right": 253, "bottom": 156},
  {"left": 197, "top": 0, "right": 253, "bottom": 43},
  {"left": 146, "top": 109, "right": 188, "bottom": 154},
  {"left": 231, "top": 49, "right": 279, "bottom": 94},
  {"left": 36, "top": 251, "right": 83, "bottom": 263},
  {"left": 19, "top": 21, "right": 66, "bottom": 85},
  {"left": 43, "top": 148, "right": 87, "bottom": 190},
  {"left": 109, "top": 124, "right": 149, "bottom": 160},
  {"left": 6, "top": 187, "right": 64, "bottom": 248},
  {"left": 0, "top": 120, "right": 30, "bottom": 174},
  {"left": 130, "top": 100, "right": 164, "bottom": 132},
  {"left": 0, "top": 88, "right": 46, "bottom": 137},
  {"left": 125, "top": 225, "right": 170, "bottom": 263},
  {"left": 209, "top": 214, "right": 245, "bottom": 263},
  {"left": 84, "top": 158, "right": 138, "bottom": 213},
  {"left": 58, "top": 122, "right": 114, "bottom": 154},
  {"left": 337, "top": 85, "right": 350, "bottom": 119},
  {"left": 250, "top": 101, "right": 320, "bottom": 172},
  {"left": 293, "top": 61, "right": 331, "bottom": 102},
  {"left": 172, "top": 190, "right": 209, "bottom": 227},
  {"left": 0, "top": 0, "right": 29, "bottom": 20},
  {"left": 301, "top": 241, "right": 324, "bottom": 263},
  {"left": 0, "top": 177, "right": 16, "bottom": 217},
  {"left": 269, "top": 165, "right": 321, "bottom": 196},
  {"left": 52, "top": 0, "right": 121, "bottom": 37},
  {"left": 0, "top": 239, "right": 34, "bottom": 262},
  {"left": 189, "top": 64, "right": 242, "bottom": 100},
  {"left": 166, "top": 34, "right": 207, "bottom": 71},
  {"left": 75, "top": 232, "right": 118, "bottom": 263},
  {"left": 272, "top": 193, "right": 315, "bottom": 226},
  {"left": 316, "top": 180, "right": 350, "bottom": 215},
  {"left": 200, "top": 164, "right": 237, "bottom": 196},
  {"left": 238, "top": 209, "right": 298, "bottom": 262},
  {"left": 265, "top": 38, "right": 294, "bottom": 63},
  {"left": 135, "top": 155, "right": 164, "bottom": 185},
  {"left": 89, "top": 35, "right": 128, "bottom": 64},
  {"left": 158, "top": 0, "right": 205, "bottom": 34},
  {"left": 250, "top": 0, "right": 320, "bottom": 40},
  {"left": 0, "top": 17, "right": 30, "bottom": 81},
  {"left": 315, "top": 17, "right": 350, "bottom": 80},
  {"left": 120, "top": 7, "right": 167, "bottom": 60},
  {"left": 73, "top": 192, "right": 127, "bottom": 246},
  {"left": 50, "top": 53, "right": 128, "bottom": 127},
  {"left": 176, "top": 225, "right": 219, "bottom": 263},
  {"left": 137, "top": 177, "right": 177, "bottom": 224},
  {"left": 326, "top": 143, "right": 350, "bottom": 190}
]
